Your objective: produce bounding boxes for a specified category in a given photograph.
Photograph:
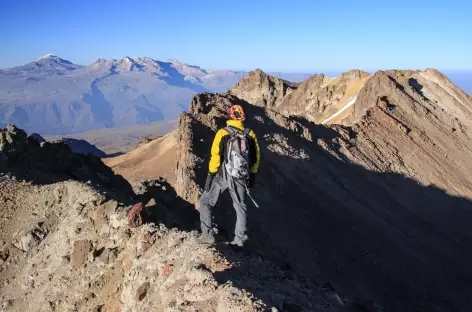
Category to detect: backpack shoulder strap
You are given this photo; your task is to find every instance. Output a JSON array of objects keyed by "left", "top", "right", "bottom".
[
  {"left": 243, "top": 128, "right": 251, "bottom": 136},
  {"left": 225, "top": 126, "right": 236, "bottom": 135}
]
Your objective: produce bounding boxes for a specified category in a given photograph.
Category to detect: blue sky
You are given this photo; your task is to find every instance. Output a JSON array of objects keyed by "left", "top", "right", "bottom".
[{"left": 1, "top": 0, "right": 471, "bottom": 71}]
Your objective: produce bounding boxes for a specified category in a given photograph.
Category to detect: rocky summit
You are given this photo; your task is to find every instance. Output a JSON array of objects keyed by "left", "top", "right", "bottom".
[
  {"left": 230, "top": 68, "right": 472, "bottom": 127},
  {"left": 1, "top": 66, "right": 472, "bottom": 312}
]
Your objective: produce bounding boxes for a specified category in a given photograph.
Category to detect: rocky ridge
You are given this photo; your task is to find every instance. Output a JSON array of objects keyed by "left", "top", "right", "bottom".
[
  {"left": 0, "top": 124, "right": 347, "bottom": 311},
  {"left": 229, "top": 69, "right": 299, "bottom": 109},
  {"left": 0, "top": 124, "right": 131, "bottom": 197},
  {"left": 229, "top": 69, "right": 371, "bottom": 124},
  {"left": 172, "top": 67, "right": 472, "bottom": 311}
]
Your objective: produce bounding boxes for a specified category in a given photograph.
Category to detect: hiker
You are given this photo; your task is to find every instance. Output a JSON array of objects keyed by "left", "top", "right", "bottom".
[{"left": 197, "top": 104, "right": 260, "bottom": 248}]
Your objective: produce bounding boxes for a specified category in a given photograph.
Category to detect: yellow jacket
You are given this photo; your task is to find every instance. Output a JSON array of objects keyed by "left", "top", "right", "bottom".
[{"left": 209, "top": 120, "right": 260, "bottom": 174}]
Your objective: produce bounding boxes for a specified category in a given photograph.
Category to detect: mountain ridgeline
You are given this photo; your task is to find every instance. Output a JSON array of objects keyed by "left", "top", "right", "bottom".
[{"left": 0, "top": 55, "right": 312, "bottom": 135}]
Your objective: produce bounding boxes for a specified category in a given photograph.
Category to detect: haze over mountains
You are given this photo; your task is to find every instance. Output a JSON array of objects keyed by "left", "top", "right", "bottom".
[{"left": 0, "top": 54, "right": 312, "bottom": 134}]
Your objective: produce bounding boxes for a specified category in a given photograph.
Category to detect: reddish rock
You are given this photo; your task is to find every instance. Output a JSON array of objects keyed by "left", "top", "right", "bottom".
[
  {"left": 142, "top": 232, "right": 151, "bottom": 242},
  {"left": 128, "top": 203, "right": 143, "bottom": 228},
  {"left": 161, "top": 264, "right": 173, "bottom": 277}
]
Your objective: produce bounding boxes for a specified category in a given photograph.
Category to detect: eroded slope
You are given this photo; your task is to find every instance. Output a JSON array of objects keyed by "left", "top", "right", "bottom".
[
  {"left": 173, "top": 87, "right": 472, "bottom": 312},
  {"left": 229, "top": 69, "right": 371, "bottom": 124},
  {"left": 103, "top": 131, "right": 178, "bottom": 184}
]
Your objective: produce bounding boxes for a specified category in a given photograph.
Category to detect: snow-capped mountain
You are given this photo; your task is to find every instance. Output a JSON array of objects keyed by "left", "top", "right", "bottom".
[
  {"left": 0, "top": 54, "right": 310, "bottom": 134},
  {"left": 1, "top": 54, "right": 83, "bottom": 76},
  {"left": 83, "top": 56, "right": 247, "bottom": 90}
]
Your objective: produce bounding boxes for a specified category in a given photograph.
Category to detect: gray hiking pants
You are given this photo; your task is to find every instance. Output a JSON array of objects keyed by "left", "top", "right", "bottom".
[{"left": 199, "top": 172, "right": 248, "bottom": 246}]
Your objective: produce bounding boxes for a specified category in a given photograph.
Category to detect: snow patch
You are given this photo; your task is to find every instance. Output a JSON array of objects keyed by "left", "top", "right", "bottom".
[
  {"left": 321, "top": 95, "right": 357, "bottom": 124},
  {"left": 35, "top": 53, "right": 57, "bottom": 62}
]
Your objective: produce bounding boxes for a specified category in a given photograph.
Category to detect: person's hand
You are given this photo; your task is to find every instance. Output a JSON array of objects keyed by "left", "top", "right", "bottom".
[
  {"left": 247, "top": 172, "right": 255, "bottom": 188},
  {"left": 204, "top": 172, "right": 216, "bottom": 192}
]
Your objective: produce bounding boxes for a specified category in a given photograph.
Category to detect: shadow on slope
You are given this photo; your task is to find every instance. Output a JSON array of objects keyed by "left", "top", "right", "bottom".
[
  {"left": 82, "top": 76, "right": 116, "bottom": 128},
  {"left": 130, "top": 178, "right": 345, "bottom": 311},
  {"left": 60, "top": 138, "right": 108, "bottom": 158},
  {"left": 192, "top": 100, "right": 472, "bottom": 312},
  {"left": 105, "top": 151, "right": 125, "bottom": 158},
  {"left": 156, "top": 61, "right": 209, "bottom": 93},
  {"left": 135, "top": 179, "right": 200, "bottom": 231}
]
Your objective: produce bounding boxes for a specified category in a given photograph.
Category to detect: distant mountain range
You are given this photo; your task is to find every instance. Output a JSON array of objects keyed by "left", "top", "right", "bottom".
[
  {"left": 1, "top": 54, "right": 469, "bottom": 135},
  {"left": 0, "top": 54, "right": 311, "bottom": 134}
]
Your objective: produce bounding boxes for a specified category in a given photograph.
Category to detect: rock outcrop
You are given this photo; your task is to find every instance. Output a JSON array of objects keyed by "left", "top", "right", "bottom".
[
  {"left": 135, "top": 135, "right": 162, "bottom": 149},
  {"left": 0, "top": 124, "right": 133, "bottom": 201},
  {"left": 229, "top": 69, "right": 371, "bottom": 124},
  {"left": 279, "top": 70, "right": 371, "bottom": 123},
  {"left": 29, "top": 133, "right": 108, "bottom": 158},
  {"left": 0, "top": 179, "right": 345, "bottom": 312},
  {"left": 229, "top": 69, "right": 299, "bottom": 109}
]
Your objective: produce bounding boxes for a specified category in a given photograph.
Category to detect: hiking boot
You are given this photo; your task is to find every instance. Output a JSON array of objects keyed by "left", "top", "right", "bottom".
[
  {"left": 194, "top": 233, "right": 216, "bottom": 245},
  {"left": 229, "top": 241, "right": 244, "bottom": 253}
]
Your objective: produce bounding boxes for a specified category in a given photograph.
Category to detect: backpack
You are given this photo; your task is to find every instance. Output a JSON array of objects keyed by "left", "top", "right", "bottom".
[{"left": 224, "top": 126, "right": 252, "bottom": 180}]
